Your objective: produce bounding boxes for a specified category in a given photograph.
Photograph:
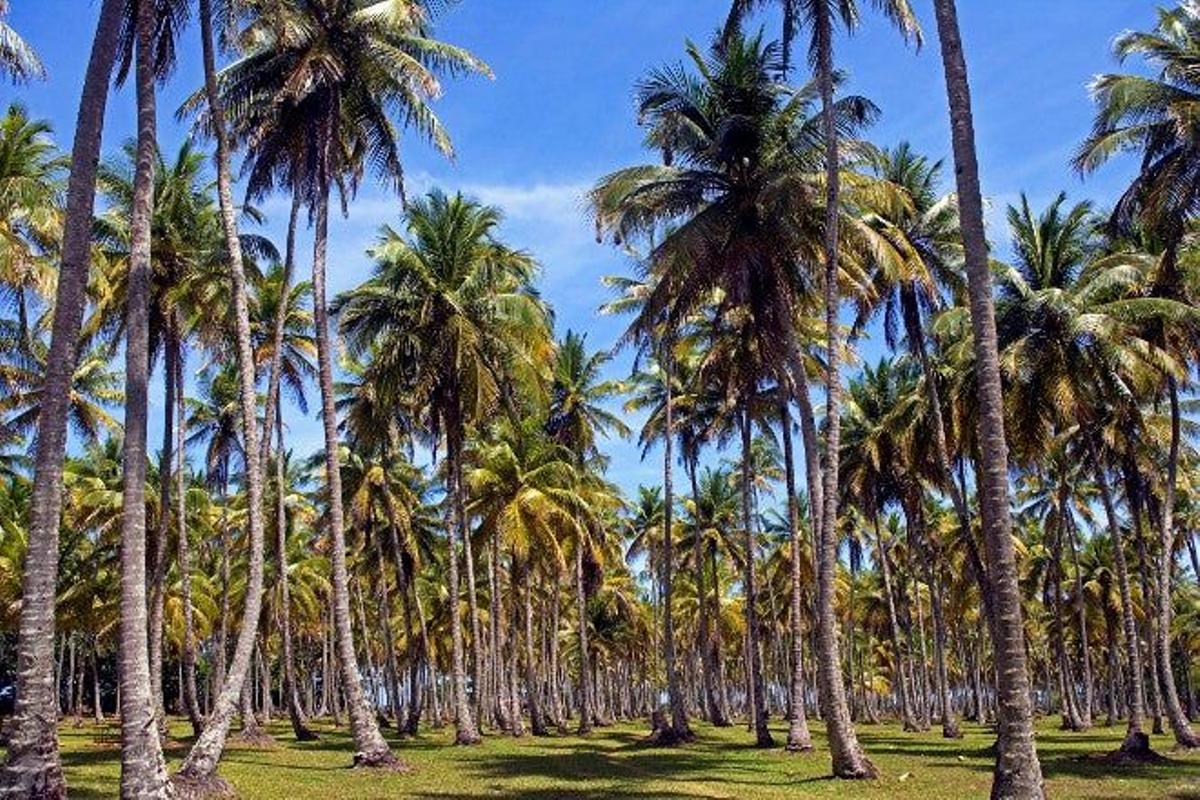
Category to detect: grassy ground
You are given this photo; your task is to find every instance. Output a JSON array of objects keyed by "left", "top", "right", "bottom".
[{"left": 57, "top": 715, "right": 1200, "bottom": 799}]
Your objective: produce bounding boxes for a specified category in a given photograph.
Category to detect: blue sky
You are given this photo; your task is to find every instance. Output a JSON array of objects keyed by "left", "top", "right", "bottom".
[{"left": 7, "top": 0, "right": 1151, "bottom": 496}]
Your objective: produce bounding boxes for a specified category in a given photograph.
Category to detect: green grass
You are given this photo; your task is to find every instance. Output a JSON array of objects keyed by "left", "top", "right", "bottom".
[{"left": 57, "top": 715, "right": 1200, "bottom": 799}]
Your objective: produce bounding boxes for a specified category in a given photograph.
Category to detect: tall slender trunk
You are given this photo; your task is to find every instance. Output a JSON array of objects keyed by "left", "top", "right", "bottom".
[
  {"left": 446, "top": 425, "right": 481, "bottom": 744},
  {"left": 176, "top": 0, "right": 276, "bottom": 780},
  {"left": 521, "top": 561, "right": 546, "bottom": 735},
  {"left": 575, "top": 542, "right": 593, "bottom": 734},
  {"left": 813, "top": 0, "right": 871, "bottom": 776},
  {"left": 1156, "top": 378, "right": 1200, "bottom": 747},
  {"left": 118, "top": 5, "right": 172, "bottom": 795},
  {"left": 739, "top": 407, "right": 773, "bottom": 747},
  {"left": 460, "top": 478, "right": 485, "bottom": 732},
  {"left": 781, "top": 404, "right": 813, "bottom": 751},
  {"left": 1125, "top": 456, "right": 1165, "bottom": 733},
  {"left": 302, "top": 178, "right": 397, "bottom": 766},
  {"left": 932, "top": 2, "right": 1043, "bottom": 794},
  {"left": 1092, "top": 452, "right": 1148, "bottom": 750},
  {"left": 0, "top": 1, "right": 124, "bottom": 794},
  {"left": 148, "top": 317, "right": 177, "bottom": 735},
  {"left": 690, "top": 462, "right": 726, "bottom": 727},
  {"left": 274, "top": 404, "right": 316, "bottom": 742},
  {"left": 1063, "top": 501, "right": 1093, "bottom": 726},
  {"left": 488, "top": 530, "right": 512, "bottom": 732},
  {"left": 873, "top": 514, "right": 917, "bottom": 731},
  {"left": 659, "top": 350, "right": 689, "bottom": 740},
  {"left": 176, "top": 340, "right": 203, "bottom": 738}
]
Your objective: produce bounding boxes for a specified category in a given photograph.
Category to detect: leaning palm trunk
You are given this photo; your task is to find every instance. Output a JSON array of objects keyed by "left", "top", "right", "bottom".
[
  {"left": 932, "top": 0, "right": 1043, "bottom": 794},
  {"left": 118, "top": 5, "right": 172, "bottom": 795},
  {"left": 780, "top": 405, "right": 813, "bottom": 751},
  {"left": 0, "top": 1, "right": 124, "bottom": 795},
  {"left": 739, "top": 407, "right": 773, "bottom": 748},
  {"left": 814, "top": 0, "right": 872, "bottom": 776},
  {"left": 174, "top": 0, "right": 277, "bottom": 783},
  {"left": 1094, "top": 448, "right": 1147, "bottom": 753},
  {"left": 305, "top": 182, "right": 401, "bottom": 766},
  {"left": 1156, "top": 379, "right": 1200, "bottom": 748}
]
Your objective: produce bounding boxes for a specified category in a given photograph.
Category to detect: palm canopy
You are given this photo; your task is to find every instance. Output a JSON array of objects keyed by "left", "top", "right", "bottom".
[
  {"left": 1076, "top": 3, "right": 1200, "bottom": 252},
  {"left": 0, "top": 2, "right": 44, "bottom": 83},
  {"left": 546, "top": 329, "right": 630, "bottom": 462},
  {"left": 0, "top": 103, "right": 64, "bottom": 337},
  {"left": 205, "top": 0, "right": 490, "bottom": 206},
  {"left": 334, "top": 189, "right": 551, "bottom": 445},
  {"left": 591, "top": 30, "right": 880, "bottom": 391}
]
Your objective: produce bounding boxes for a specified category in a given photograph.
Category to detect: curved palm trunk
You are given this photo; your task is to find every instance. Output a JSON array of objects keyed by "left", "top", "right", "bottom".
[
  {"left": 1155, "top": 379, "right": 1200, "bottom": 747},
  {"left": 813, "top": 0, "right": 872, "bottom": 776},
  {"left": 292, "top": 179, "right": 397, "bottom": 767},
  {"left": 780, "top": 405, "right": 813, "bottom": 751},
  {"left": 176, "top": 341, "right": 204, "bottom": 738},
  {"left": 379, "top": 483, "right": 422, "bottom": 736},
  {"left": 739, "top": 408, "right": 773, "bottom": 747},
  {"left": 117, "top": 6, "right": 172, "bottom": 795},
  {"left": 932, "top": 1, "right": 1043, "bottom": 794},
  {"left": 1092, "top": 453, "right": 1148, "bottom": 751},
  {"left": 0, "top": 1, "right": 124, "bottom": 794},
  {"left": 575, "top": 542, "right": 594, "bottom": 735},
  {"left": 446, "top": 427, "right": 481, "bottom": 745},
  {"left": 275, "top": 405, "right": 317, "bottom": 741},
  {"left": 659, "top": 352, "right": 690, "bottom": 741},
  {"left": 174, "top": 0, "right": 277, "bottom": 781}
]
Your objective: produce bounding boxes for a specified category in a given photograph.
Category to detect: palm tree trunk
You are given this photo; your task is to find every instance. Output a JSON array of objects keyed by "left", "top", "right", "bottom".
[
  {"left": 690, "top": 462, "right": 726, "bottom": 727},
  {"left": 301, "top": 175, "right": 398, "bottom": 767},
  {"left": 1063, "top": 504, "right": 1093, "bottom": 727},
  {"left": 275, "top": 404, "right": 317, "bottom": 742},
  {"left": 659, "top": 350, "right": 690, "bottom": 741},
  {"left": 176, "top": 0, "right": 278, "bottom": 781},
  {"left": 0, "top": 0, "right": 124, "bottom": 794},
  {"left": 148, "top": 316, "right": 177, "bottom": 736},
  {"left": 739, "top": 407, "right": 773, "bottom": 747},
  {"left": 522, "top": 561, "right": 547, "bottom": 735},
  {"left": 1155, "top": 378, "right": 1200, "bottom": 747},
  {"left": 1092, "top": 451, "right": 1149, "bottom": 751},
  {"left": 489, "top": 530, "right": 512, "bottom": 732},
  {"left": 175, "top": 339, "right": 204, "bottom": 738},
  {"left": 446, "top": 425, "right": 481, "bottom": 745},
  {"left": 813, "top": 0, "right": 872, "bottom": 776},
  {"left": 460, "top": 482, "right": 485, "bottom": 732},
  {"left": 932, "top": 1, "right": 1044, "bottom": 794},
  {"left": 575, "top": 541, "right": 593, "bottom": 735},
  {"left": 780, "top": 404, "right": 813, "bottom": 751},
  {"left": 873, "top": 514, "right": 917, "bottom": 731},
  {"left": 117, "top": 5, "right": 172, "bottom": 794},
  {"left": 1124, "top": 457, "right": 1165, "bottom": 734}
]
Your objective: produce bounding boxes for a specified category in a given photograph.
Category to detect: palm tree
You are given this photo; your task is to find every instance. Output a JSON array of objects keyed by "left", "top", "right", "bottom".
[
  {"left": 592, "top": 30, "right": 878, "bottom": 748},
  {"left": 0, "top": 2, "right": 125, "bottom": 794},
  {"left": 0, "top": 103, "right": 64, "bottom": 342},
  {"left": 1076, "top": 4, "right": 1200, "bottom": 749},
  {"left": 114, "top": 0, "right": 172, "bottom": 793},
  {"left": 0, "top": 1, "right": 44, "bottom": 83},
  {"left": 214, "top": 0, "right": 489, "bottom": 763},
  {"left": 336, "top": 189, "right": 550, "bottom": 744},
  {"left": 930, "top": 0, "right": 1044, "bottom": 794}
]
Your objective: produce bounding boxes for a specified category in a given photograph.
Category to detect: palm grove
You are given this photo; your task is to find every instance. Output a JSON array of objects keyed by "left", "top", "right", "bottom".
[{"left": 0, "top": 1, "right": 1198, "bottom": 799}]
